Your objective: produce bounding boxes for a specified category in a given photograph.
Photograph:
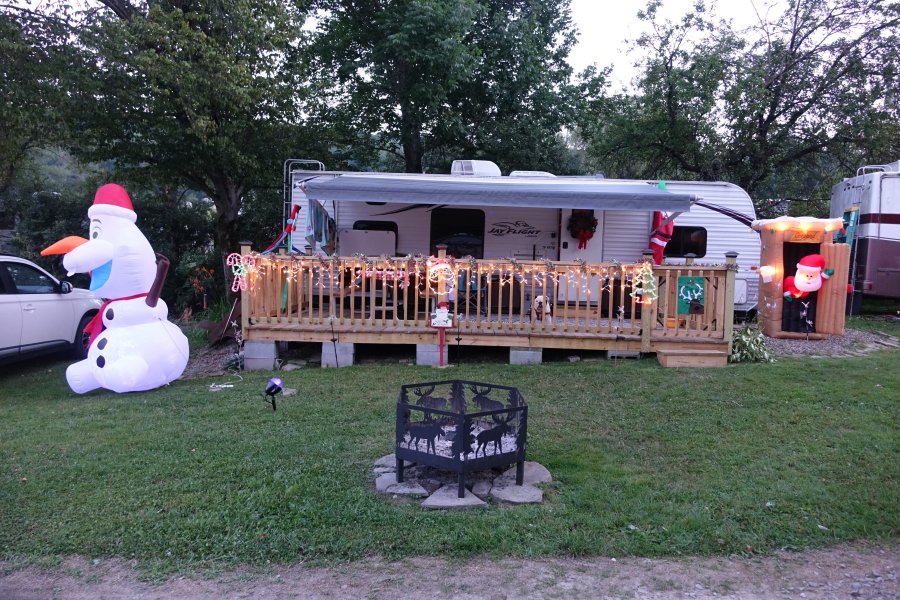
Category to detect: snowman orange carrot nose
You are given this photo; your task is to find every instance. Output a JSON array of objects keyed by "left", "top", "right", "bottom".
[{"left": 41, "top": 236, "right": 89, "bottom": 256}]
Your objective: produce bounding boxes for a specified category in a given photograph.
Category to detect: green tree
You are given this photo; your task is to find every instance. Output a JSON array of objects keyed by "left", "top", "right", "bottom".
[
  {"left": 312, "top": 0, "right": 582, "bottom": 174},
  {"left": 10, "top": 151, "right": 99, "bottom": 282},
  {"left": 444, "top": 0, "right": 581, "bottom": 174},
  {"left": 66, "top": 0, "right": 325, "bottom": 255},
  {"left": 0, "top": 6, "right": 72, "bottom": 205},
  {"left": 312, "top": 0, "right": 482, "bottom": 173},
  {"left": 580, "top": 0, "right": 900, "bottom": 208}
]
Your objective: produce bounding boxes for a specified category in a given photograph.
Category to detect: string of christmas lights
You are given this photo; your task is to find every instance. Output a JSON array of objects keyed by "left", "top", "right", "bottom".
[{"left": 233, "top": 252, "right": 666, "bottom": 308}]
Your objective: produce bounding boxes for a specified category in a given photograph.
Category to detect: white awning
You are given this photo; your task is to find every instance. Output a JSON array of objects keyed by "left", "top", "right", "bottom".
[{"left": 301, "top": 173, "right": 695, "bottom": 212}]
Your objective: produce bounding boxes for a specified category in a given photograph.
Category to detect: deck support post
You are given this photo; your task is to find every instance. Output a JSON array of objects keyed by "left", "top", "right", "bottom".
[
  {"left": 416, "top": 344, "right": 442, "bottom": 367},
  {"left": 510, "top": 347, "right": 542, "bottom": 365},
  {"left": 724, "top": 252, "right": 738, "bottom": 355},
  {"left": 244, "top": 340, "right": 278, "bottom": 371},
  {"left": 322, "top": 342, "right": 355, "bottom": 368}
]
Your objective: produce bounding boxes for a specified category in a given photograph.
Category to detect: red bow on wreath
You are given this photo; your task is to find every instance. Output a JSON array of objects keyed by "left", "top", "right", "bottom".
[
  {"left": 568, "top": 213, "right": 598, "bottom": 250},
  {"left": 577, "top": 230, "right": 592, "bottom": 250}
]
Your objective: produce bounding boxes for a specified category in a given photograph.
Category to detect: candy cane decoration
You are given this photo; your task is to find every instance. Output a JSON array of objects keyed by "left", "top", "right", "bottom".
[{"left": 227, "top": 253, "right": 255, "bottom": 292}]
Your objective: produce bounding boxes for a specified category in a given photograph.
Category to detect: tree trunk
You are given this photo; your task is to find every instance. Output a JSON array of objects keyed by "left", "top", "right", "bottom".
[
  {"left": 400, "top": 106, "right": 424, "bottom": 173},
  {"left": 210, "top": 176, "right": 244, "bottom": 297},
  {"left": 210, "top": 177, "right": 243, "bottom": 254}
]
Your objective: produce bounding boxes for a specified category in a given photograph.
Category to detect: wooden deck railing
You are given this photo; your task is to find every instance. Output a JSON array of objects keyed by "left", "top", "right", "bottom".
[{"left": 238, "top": 244, "right": 737, "bottom": 351}]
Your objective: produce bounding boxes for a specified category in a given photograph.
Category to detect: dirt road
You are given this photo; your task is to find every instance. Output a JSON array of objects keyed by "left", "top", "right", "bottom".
[{"left": 1, "top": 543, "right": 897, "bottom": 599}]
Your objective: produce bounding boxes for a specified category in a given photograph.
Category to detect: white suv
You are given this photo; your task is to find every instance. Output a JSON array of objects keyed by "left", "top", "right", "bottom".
[{"left": 0, "top": 255, "right": 103, "bottom": 364}]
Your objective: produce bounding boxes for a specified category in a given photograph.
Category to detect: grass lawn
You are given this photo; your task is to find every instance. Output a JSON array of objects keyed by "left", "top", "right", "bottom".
[{"left": 1, "top": 319, "right": 897, "bottom": 575}]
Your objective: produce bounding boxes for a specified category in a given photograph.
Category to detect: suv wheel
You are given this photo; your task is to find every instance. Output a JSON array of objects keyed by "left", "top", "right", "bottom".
[{"left": 72, "top": 313, "right": 95, "bottom": 359}]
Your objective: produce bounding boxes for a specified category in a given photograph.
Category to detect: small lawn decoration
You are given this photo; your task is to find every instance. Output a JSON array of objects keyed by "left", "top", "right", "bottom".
[
  {"left": 750, "top": 216, "right": 850, "bottom": 339},
  {"left": 42, "top": 184, "right": 189, "bottom": 393}
]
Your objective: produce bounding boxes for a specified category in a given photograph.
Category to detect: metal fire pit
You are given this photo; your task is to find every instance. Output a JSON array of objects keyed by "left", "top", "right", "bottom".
[{"left": 395, "top": 380, "right": 528, "bottom": 498}]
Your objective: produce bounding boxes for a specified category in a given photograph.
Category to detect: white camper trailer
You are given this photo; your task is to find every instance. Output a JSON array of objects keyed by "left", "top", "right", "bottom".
[
  {"left": 830, "top": 160, "right": 900, "bottom": 300},
  {"left": 284, "top": 160, "right": 761, "bottom": 314}
]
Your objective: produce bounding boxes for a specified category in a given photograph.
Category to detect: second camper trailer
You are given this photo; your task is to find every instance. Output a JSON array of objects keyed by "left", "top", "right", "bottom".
[{"left": 830, "top": 160, "right": 900, "bottom": 301}]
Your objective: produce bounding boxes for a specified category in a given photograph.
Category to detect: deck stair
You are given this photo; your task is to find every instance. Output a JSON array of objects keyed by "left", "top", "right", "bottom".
[{"left": 656, "top": 349, "right": 729, "bottom": 368}]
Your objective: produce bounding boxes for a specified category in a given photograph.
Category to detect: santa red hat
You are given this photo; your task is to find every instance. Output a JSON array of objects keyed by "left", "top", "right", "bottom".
[
  {"left": 796, "top": 254, "right": 829, "bottom": 279},
  {"left": 88, "top": 183, "right": 137, "bottom": 223}
]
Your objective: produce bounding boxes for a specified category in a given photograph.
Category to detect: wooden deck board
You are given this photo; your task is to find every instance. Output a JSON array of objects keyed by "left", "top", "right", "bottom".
[{"left": 656, "top": 349, "right": 729, "bottom": 368}]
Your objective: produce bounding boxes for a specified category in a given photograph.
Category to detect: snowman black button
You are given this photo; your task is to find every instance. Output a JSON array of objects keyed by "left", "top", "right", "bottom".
[
  {"left": 106, "top": 308, "right": 114, "bottom": 320},
  {"left": 97, "top": 338, "right": 108, "bottom": 350},
  {"left": 96, "top": 355, "right": 106, "bottom": 368}
]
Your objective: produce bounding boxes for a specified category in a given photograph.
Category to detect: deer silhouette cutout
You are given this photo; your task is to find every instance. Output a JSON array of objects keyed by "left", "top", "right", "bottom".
[
  {"left": 469, "top": 384, "right": 504, "bottom": 413},
  {"left": 407, "top": 420, "right": 445, "bottom": 454},
  {"left": 475, "top": 413, "right": 515, "bottom": 457},
  {"left": 412, "top": 385, "right": 448, "bottom": 412}
]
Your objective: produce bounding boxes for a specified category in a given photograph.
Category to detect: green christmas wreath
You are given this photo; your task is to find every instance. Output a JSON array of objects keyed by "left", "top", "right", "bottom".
[{"left": 567, "top": 212, "right": 598, "bottom": 249}]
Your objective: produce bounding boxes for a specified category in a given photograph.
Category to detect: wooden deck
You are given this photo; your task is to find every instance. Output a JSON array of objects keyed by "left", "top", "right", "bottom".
[{"left": 238, "top": 245, "right": 737, "bottom": 366}]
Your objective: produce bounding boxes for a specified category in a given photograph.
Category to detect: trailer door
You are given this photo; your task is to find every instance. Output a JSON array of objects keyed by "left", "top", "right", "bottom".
[
  {"left": 429, "top": 208, "right": 485, "bottom": 259},
  {"left": 558, "top": 209, "right": 605, "bottom": 303}
]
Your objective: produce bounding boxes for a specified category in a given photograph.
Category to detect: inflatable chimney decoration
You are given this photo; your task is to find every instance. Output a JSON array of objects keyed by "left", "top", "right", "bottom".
[
  {"left": 42, "top": 184, "right": 189, "bottom": 393},
  {"left": 750, "top": 216, "right": 851, "bottom": 340}
]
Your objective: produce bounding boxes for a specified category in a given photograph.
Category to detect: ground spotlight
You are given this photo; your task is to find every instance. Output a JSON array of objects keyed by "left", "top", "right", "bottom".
[{"left": 264, "top": 377, "right": 283, "bottom": 411}]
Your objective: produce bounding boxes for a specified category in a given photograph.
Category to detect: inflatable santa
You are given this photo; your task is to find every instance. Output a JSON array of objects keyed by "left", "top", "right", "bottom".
[
  {"left": 783, "top": 253, "right": 833, "bottom": 301},
  {"left": 649, "top": 211, "right": 673, "bottom": 265},
  {"left": 42, "top": 184, "right": 189, "bottom": 393}
]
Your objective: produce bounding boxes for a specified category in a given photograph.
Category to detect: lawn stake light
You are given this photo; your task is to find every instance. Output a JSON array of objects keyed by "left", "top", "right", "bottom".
[
  {"left": 264, "top": 377, "right": 283, "bottom": 411},
  {"left": 328, "top": 314, "right": 339, "bottom": 368},
  {"left": 454, "top": 315, "right": 463, "bottom": 367}
]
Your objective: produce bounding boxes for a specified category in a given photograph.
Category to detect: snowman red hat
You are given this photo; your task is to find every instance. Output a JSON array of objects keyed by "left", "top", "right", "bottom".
[
  {"left": 88, "top": 183, "right": 137, "bottom": 223},
  {"left": 796, "top": 254, "right": 829, "bottom": 279}
]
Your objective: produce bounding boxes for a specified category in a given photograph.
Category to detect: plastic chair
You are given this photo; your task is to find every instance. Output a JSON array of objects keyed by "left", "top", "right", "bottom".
[{"left": 456, "top": 271, "right": 487, "bottom": 316}]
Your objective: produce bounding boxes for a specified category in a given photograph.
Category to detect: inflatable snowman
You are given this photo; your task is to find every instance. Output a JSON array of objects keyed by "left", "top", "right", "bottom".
[{"left": 42, "top": 184, "right": 189, "bottom": 393}]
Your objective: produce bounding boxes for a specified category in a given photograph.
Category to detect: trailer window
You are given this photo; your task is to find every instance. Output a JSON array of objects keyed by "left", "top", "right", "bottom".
[
  {"left": 353, "top": 220, "right": 398, "bottom": 235},
  {"left": 430, "top": 208, "right": 485, "bottom": 259},
  {"left": 664, "top": 226, "right": 707, "bottom": 258}
]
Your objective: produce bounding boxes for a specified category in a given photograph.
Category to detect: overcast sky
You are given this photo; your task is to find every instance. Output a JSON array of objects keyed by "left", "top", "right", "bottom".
[{"left": 568, "top": 0, "right": 782, "bottom": 89}]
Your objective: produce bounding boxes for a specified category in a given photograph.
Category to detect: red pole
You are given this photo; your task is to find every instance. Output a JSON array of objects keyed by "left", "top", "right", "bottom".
[{"left": 439, "top": 327, "right": 445, "bottom": 367}]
